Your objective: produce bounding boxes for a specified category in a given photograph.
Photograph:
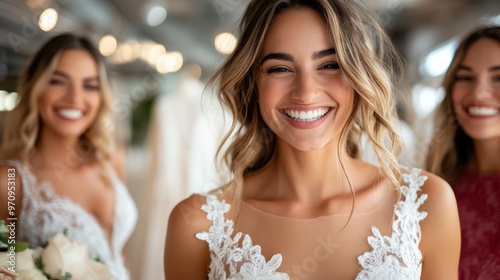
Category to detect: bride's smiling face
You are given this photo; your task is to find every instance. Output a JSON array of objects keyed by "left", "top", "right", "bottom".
[
  {"left": 452, "top": 37, "right": 500, "bottom": 141},
  {"left": 39, "top": 49, "right": 102, "bottom": 139},
  {"left": 256, "top": 7, "right": 354, "bottom": 152}
]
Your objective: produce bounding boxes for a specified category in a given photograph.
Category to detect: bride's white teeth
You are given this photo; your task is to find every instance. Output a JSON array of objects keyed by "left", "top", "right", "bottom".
[
  {"left": 284, "top": 108, "right": 330, "bottom": 122},
  {"left": 467, "top": 106, "right": 499, "bottom": 117},
  {"left": 57, "top": 109, "right": 83, "bottom": 120}
]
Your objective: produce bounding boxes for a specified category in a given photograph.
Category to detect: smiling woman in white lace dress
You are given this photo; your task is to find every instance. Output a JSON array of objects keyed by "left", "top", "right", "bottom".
[
  {"left": 164, "top": 0, "right": 461, "bottom": 279},
  {"left": 0, "top": 34, "right": 137, "bottom": 280}
]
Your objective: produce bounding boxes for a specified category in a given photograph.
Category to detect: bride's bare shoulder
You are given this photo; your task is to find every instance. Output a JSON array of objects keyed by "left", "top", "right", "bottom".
[
  {"left": 169, "top": 194, "right": 208, "bottom": 225},
  {"left": 165, "top": 191, "right": 230, "bottom": 278},
  {"left": 168, "top": 185, "right": 236, "bottom": 230}
]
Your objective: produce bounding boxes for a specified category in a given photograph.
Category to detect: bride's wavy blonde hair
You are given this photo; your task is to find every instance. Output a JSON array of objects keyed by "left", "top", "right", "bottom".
[
  {"left": 1, "top": 34, "right": 115, "bottom": 185},
  {"left": 212, "top": 0, "right": 403, "bottom": 201}
]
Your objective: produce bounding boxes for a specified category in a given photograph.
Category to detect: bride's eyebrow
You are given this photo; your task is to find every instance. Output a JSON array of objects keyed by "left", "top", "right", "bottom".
[
  {"left": 260, "top": 53, "right": 293, "bottom": 65},
  {"left": 84, "top": 76, "right": 100, "bottom": 83},
  {"left": 53, "top": 70, "right": 69, "bottom": 79},
  {"left": 312, "top": 48, "right": 336, "bottom": 59},
  {"left": 260, "top": 48, "right": 337, "bottom": 65},
  {"left": 456, "top": 65, "right": 472, "bottom": 72}
]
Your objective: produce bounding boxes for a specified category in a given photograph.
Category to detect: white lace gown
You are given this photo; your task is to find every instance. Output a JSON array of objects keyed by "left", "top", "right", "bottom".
[
  {"left": 5, "top": 160, "right": 138, "bottom": 280},
  {"left": 196, "top": 168, "right": 428, "bottom": 279}
]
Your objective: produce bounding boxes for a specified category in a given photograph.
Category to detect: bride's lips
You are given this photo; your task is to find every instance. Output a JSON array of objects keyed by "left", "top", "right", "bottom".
[
  {"left": 464, "top": 105, "right": 499, "bottom": 117},
  {"left": 280, "top": 106, "right": 333, "bottom": 128},
  {"left": 283, "top": 107, "right": 331, "bottom": 122},
  {"left": 55, "top": 108, "right": 85, "bottom": 120}
]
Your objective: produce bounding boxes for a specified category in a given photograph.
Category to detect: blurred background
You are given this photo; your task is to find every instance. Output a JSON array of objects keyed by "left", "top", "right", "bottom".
[{"left": 1, "top": 0, "right": 499, "bottom": 279}]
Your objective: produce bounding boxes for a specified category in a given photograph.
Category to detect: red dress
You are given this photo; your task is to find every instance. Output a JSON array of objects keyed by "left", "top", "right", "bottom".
[{"left": 453, "top": 172, "right": 500, "bottom": 280}]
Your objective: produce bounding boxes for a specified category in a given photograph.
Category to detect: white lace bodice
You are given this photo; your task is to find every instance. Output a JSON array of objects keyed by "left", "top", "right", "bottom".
[
  {"left": 5, "top": 160, "right": 138, "bottom": 280},
  {"left": 196, "top": 168, "right": 428, "bottom": 280}
]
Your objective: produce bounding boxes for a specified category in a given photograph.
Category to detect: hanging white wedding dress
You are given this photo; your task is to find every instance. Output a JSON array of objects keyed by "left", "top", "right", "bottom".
[{"left": 128, "top": 76, "right": 230, "bottom": 280}]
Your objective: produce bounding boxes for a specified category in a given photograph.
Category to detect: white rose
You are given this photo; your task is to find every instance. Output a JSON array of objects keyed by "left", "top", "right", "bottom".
[
  {"left": 0, "top": 249, "right": 47, "bottom": 280},
  {"left": 14, "top": 249, "right": 48, "bottom": 280},
  {"left": 0, "top": 250, "right": 13, "bottom": 269},
  {"left": 15, "top": 248, "right": 39, "bottom": 271},
  {"left": 41, "top": 233, "right": 88, "bottom": 278},
  {"left": 80, "top": 259, "right": 115, "bottom": 280},
  {"left": 17, "top": 269, "right": 48, "bottom": 280}
]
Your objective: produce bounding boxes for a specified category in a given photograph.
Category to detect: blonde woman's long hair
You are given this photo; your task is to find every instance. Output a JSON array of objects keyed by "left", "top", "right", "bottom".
[
  {"left": 426, "top": 26, "right": 500, "bottom": 184},
  {"left": 212, "top": 0, "right": 404, "bottom": 202},
  {"left": 1, "top": 33, "right": 115, "bottom": 185}
]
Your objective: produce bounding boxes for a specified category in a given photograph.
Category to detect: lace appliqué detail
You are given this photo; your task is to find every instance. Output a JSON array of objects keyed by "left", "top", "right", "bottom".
[
  {"left": 356, "top": 167, "right": 428, "bottom": 280},
  {"left": 197, "top": 168, "right": 427, "bottom": 280},
  {"left": 196, "top": 195, "right": 289, "bottom": 280}
]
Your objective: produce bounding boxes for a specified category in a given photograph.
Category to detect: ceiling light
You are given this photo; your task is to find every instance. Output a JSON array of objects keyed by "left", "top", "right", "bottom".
[
  {"left": 38, "top": 8, "right": 58, "bottom": 32},
  {"left": 116, "top": 43, "right": 134, "bottom": 63},
  {"left": 420, "top": 40, "right": 457, "bottom": 77},
  {"left": 489, "top": 15, "right": 500, "bottom": 25},
  {"left": 412, "top": 85, "right": 444, "bottom": 118},
  {"left": 146, "top": 44, "right": 166, "bottom": 66},
  {"left": 156, "top": 51, "right": 183, "bottom": 73},
  {"left": 146, "top": 6, "right": 167, "bottom": 27},
  {"left": 125, "top": 40, "right": 142, "bottom": 61},
  {"left": 214, "top": 32, "right": 237, "bottom": 55},
  {"left": 0, "top": 90, "right": 6, "bottom": 111},
  {"left": 5, "top": 92, "right": 19, "bottom": 111},
  {"left": 0, "top": 91, "right": 19, "bottom": 111},
  {"left": 99, "top": 35, "right": 117, "bottom": 57}
]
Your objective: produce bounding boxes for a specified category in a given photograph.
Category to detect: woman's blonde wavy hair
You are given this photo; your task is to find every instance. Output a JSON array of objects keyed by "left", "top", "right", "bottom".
[
  {"left": 426, "top": 26, "right": 500, "bottom": 184},
  {"left": 1, "top": 33, "right": 115, "bottom": 185},
  {"left": 212, "top": 0, "right": 404, "bottom": 201}
]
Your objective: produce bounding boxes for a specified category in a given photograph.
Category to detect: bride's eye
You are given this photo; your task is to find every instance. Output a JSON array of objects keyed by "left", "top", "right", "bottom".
[
  {"left": 50, "top": 78, "right": 66, "bottom": 85},
  {"left": 267, "top": 67, "right": 290, "bottom": 74},
  {"left": 321, "top": 63, "right": 340, "bottom": 70},
  {"left": 455, "top": 75, "right": 473, "bottom": 82}
]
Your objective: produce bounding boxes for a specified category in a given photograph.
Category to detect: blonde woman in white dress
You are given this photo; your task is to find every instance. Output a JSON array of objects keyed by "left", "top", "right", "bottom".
[
  {"left": 0, "top": 34, "right": 137, "bottom": 280},
  {"left": 164, "top": 0, "right": 461, "bottom": 279}
]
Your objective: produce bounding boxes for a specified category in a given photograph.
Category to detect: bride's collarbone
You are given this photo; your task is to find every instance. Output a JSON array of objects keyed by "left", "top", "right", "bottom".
[{"left": 240, "top": 179, "right": 397, "bottom": 218}]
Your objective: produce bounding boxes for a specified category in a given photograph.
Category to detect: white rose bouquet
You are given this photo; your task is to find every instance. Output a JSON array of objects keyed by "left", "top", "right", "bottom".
[
  {"left": 0, "top": 220, "right": 113, "bottom": 280},
  {"left": 0, "top": 248, "right": 47, "bottom": 280}
]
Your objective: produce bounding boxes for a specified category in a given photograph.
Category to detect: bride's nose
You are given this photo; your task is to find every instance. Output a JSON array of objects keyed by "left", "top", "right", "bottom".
[{"left": 291, "top": 71, "right": 321, "bottom": 103}]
